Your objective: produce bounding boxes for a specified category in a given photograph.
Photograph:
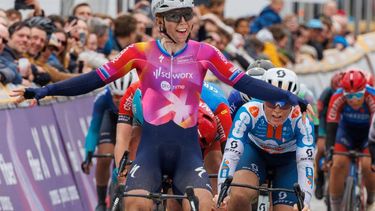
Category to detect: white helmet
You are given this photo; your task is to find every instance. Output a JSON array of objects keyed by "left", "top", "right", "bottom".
[
  {"left": 262, "top": 67, "right": 299, "bottom": 94},
  {"left": 151, "top": 0, "right": 194, "bottom": 17},
  {"left": 109, "top": 70, "right": 139, "bottom": 96}
]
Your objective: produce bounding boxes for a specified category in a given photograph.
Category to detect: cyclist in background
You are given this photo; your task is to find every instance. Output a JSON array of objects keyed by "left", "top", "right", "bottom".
[
  {"left": 314, "top": 70, "right": 343, "bottom": 199},
  {"left": 81, "top": 71, "right": 137, "bottom": 211},
  {"left": 201, "top": 81, "right": 232, "bottom": 152},
  {"left": 228, "top": 59, "right": 275, "bottom": 118},
  {"left": 12, "top": 0, "right": 312, "bottom": 209},
  {"left": 326, "top": 69, "right": 375, "bottom": 211},
  {"left": 218, "top": 68, "right": 314, "bottom": 211}
]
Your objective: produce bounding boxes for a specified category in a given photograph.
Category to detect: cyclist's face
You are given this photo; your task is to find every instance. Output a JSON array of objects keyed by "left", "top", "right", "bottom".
[
  {"left": 158, "top": 8, "right": 194, "bottom": 44},
  {"left": 264, "top": 102, "right": 292, "bottom": 126},
  {"left": 345, "top": 92, "right": 365, "bottom": 110}
]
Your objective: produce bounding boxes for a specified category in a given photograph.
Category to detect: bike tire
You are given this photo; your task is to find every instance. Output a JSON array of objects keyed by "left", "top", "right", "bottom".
[{"left": 342, "top": 177, "right": 354, "bottom": 211}]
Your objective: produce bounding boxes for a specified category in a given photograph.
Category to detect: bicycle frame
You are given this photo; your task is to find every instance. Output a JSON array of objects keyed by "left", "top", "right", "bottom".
[{"left": 334, "top": 150, "right": 369, "bottom": 211}]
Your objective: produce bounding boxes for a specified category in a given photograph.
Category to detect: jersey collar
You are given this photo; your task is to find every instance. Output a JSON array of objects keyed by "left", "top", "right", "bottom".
[{"left": 156, "top": 39, "right": 188, "bottom": 57}]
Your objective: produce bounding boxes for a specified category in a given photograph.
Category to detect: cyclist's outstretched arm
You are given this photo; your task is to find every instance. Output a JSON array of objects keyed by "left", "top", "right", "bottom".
[
  {"left": 198, "top": 43, "right": 308, "bottom": 109},
  {"left": 295, "top": 117, "right": 315, "bottom": 206},
  {"left": 11, "top": 43, "right": 143, "bottom": 103}
]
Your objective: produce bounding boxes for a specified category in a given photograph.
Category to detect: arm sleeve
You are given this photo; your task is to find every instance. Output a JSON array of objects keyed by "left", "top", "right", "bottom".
[
  {"left": 234, "top": 75, "right": 301, "bottom": 106},
  {"left": 44, "top": 70, "right": 106, "bottom": 96},
  {"left": 295, "top": 118, "right": 315, "bottom": 205},
  {"left": 44, "top": 43, "right": 143, "bottom": 97},
  {"left": 199, "top": 43, "right": 302, "bottom": 106},
  {"left": 217, "top": 106, "right": 252, "bottom": 191}
]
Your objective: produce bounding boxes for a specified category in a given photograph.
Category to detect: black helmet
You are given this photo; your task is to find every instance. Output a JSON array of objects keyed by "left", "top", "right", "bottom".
[{"left": 25, "top": 17, "right": 56, "bottom": 36}]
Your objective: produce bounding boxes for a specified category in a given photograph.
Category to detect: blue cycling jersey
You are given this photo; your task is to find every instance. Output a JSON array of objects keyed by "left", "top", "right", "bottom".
[
  {"left": 227, "top": 90, "right": 246, "bottom": 118},
  {"left": 201, "top": 81, "right": 229, "bottom": 112},
  {"left": 218, "top": 101, "right": 315, "bottom": 205},
  {"left": 84, "top": 87, "right": 118, "bottom": 156}
]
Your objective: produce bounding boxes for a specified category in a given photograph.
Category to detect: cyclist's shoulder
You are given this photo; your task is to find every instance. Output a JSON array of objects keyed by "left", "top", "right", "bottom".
[
  {"left": 238, "top": 100, "right": 263, "bottom": 117},
  {"left": 365, "top": 85, "right": 375, "bottom": 95}
]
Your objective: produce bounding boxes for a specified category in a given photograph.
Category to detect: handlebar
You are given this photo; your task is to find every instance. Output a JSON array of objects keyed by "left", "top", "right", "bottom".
[
  {"left": 112, "top": 186, "right": 199, "bottom": 211},
  {"left": 217, "top": 176, "right": 305, "bottom": 211}
]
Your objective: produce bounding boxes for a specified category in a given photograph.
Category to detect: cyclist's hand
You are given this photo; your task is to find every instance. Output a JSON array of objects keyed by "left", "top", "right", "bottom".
[
  {"left": 301, "top": 104, "right": 315, "bottom": 124},
  {"left": 10, "top": 87, "right": 36, "bottom": 105},
  {"left": 293, "top": 203, "right": 310, "bottom": 211},
  {"left": 117, "top": 168, "right": 128, "bottom": 184},
  {"left": 213, "top": 194, "right": 229, "bottom": 210},
  {"left": 81, "top": 160, "right": 92, "bottom": 175}
]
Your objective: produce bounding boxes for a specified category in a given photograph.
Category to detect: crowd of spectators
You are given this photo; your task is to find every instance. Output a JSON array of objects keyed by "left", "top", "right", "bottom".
[{"left": 0, "top": 0, "right": 358, "bottom": 100}]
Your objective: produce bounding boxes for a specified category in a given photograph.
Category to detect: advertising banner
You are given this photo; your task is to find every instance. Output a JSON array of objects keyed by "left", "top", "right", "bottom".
[
  {"left": 0, "top": 106, "right": 84, "bottom": 211},
  {"left": 52, "top": 96, "right": 97, "bottom": 211}
]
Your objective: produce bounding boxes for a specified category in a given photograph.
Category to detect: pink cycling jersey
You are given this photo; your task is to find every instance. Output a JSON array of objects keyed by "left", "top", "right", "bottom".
[{"left": 96, "top": 40, "right": 244, "bottom": 128}]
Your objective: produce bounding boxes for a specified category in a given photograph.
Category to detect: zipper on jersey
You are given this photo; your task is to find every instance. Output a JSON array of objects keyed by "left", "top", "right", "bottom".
[{"left": 170, "top": 56, "right": 173, "bottom": 91}]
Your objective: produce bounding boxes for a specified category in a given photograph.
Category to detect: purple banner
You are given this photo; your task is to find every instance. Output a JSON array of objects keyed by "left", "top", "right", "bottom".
[
  {"left": 0, "top": 106, "right": 84, "bottom": 211},
  {"left": 52, "top": 96, "right": 97, "bottom": 211}
]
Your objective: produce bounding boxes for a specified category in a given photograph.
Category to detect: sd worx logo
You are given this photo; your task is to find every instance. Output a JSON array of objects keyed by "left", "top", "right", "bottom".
[{"left": 153, "top": 67, "right": 193, "bottom": 79}]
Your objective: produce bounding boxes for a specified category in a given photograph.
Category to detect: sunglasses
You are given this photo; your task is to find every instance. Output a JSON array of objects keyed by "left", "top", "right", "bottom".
[
  {"left": 344, "top": 90, "right": 365, "bottom": 100},
  {"left": 265, "top": 101, "right": 292, "bottom": 110},
  {"left": 163, "top": 9, "right": 194, "bottom": 23}
]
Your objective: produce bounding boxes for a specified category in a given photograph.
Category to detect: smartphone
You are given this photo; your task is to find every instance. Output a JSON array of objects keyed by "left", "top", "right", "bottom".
[
  {"left": 79, "top": 32, "right": 86, "bottom": 45},
  {"left": 145, "top": 26, "right": 153, "bottom": 36},
  {"left": 18, "top": 58, "right": 30, "bottom": 76}
]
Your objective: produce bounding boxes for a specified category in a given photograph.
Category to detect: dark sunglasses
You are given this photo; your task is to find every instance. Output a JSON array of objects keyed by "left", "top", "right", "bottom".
[
  {"left": 57, "top": 39, "right": 67, "bottom": 46},
  {"left": 265, "top": 101, "right": 292, "bottom": 110},
  {"left": 163, "top": 10, "right": 194, "bottom": 23}
]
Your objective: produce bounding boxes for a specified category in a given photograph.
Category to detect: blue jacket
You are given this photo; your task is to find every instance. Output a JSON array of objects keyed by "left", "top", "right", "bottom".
[{"left": 250, "top": 5, "right": 282, "bottom": 34}]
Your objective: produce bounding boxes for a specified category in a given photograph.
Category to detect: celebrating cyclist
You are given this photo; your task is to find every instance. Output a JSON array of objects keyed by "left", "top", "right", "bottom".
[
  {"left": 326, "top": 69, "right": 375, "bottom": 211},
  {"left": 81, "top": 72, "right": 137, "bottom": 211},
  {"left": 218, "top": 68, "right": 315, "bottom": 211},
  {"left": 11, "top": 0, "right": 312, "bottom": 209}
]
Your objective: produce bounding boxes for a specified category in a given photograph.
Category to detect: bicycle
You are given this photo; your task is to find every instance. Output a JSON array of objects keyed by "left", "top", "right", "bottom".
[
  {"left": 332, "top": 150, "right": 370, "bottom": 211},
  {"left": 217, "top": 176, "right": 305, "bottom": 211}
]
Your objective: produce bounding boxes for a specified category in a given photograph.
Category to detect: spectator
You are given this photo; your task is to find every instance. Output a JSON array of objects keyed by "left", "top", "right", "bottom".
[
  {"left": 2, "top": 21, "right": 30, "bottom": 62},
  {"left": 35, "top": 34, "right": 78, "bottom": 82},
  {"left": 111, "top": 14, "right": 137, "bottom": 53},
  {"left": 283, "top": 14, "right": 299, "bottom": 59},
  {"left": 234, "top": 17, "right": 250, "bottom": 38},
  {"left": 5, "top": 9, "right": 22, "bottom": 26},
  {"left": 0, "top": 9, "right": 9, "bottom": 27},
  {"left": 268, "top": 24, "right": 292, "bottom": 66},
  {"left": 132, "top": 12, "right": 153, "bottom": 41},
  {"left": 27, "top": 23, "right": 48, "bottom": 58},
  {"left": 198, "top": 0, "right": 225, "bottom": 19},
  {"left": 305, "top": 19, "right": 325, "bottom": 60},
  {"left": 250, "top": 0, "right": 284, "bottom": 34},
  {"left": 48, "top": 29, "right": 68, "bottom": 72},
  {"left": 321, "top": 0, "right": 338, "bottom": 21},
  {"left": 72, "top": 3, "right": 93, "bottom": 22},
  {"left": 2, "top": 21, "right": 32, "bottom": 85},
  {"left": 0, "top": 23, "right": 18, "bottom": 84},
  {"left": 48, "top": 15, "right": 65, "bottom": 30},
  {"left": 88, "top": 17, "right": 110, "bottom": 53}
]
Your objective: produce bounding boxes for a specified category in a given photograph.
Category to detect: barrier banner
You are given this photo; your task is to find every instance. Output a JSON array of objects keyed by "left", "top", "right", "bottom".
[
  {"left": 52, "top": 96, "right": 97, "bottom": 211},
  {"left": 0, "top": 106, "right": 84, "bottom": 211}
]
